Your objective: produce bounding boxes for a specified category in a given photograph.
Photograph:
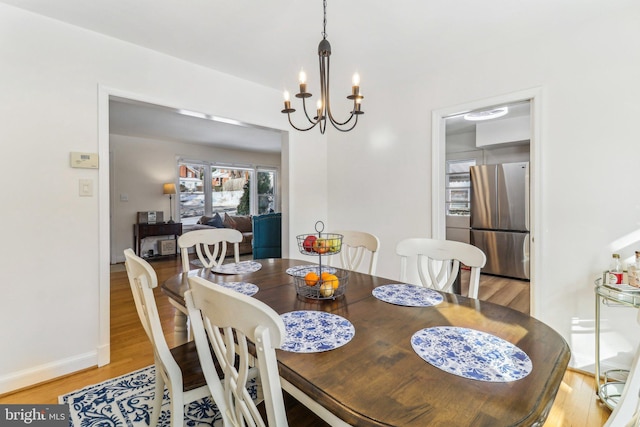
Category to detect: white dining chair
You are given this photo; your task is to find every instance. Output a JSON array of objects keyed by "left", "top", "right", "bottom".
[
  {"left": 176, "top": 229, "right": 244, "bottom": 341},
  {"left": 123, "top": 248, "right": 227, "bottom": 427},
  {"left": 395, "top": 238, "right": 486, "bottom": 298},
  {"left": 178, "top": 228, "right": 243, "bottom": 273},
  {"left": 185, "top": 275, "right": 289, "bottom": 426},
  {"left": 330, "top": 230, "right": 380, "bottom": 275}
]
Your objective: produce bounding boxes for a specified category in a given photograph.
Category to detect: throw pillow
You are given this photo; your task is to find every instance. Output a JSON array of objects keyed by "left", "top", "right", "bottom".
[
  {"left": 231, "top": 215, "right": 252, "bottom": 233},
  {"left": 206, "top": 213, "right": 225, "bottom": 228},
  {"left": 197, "top": 215, "right": 213, "bottom": 225},
  {"left": 223, "top": 213, "right": 237, "bottom": 229}
]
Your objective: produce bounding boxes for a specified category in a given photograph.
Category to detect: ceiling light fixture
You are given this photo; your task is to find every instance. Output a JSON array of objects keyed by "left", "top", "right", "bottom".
[
  {"left": 464, "top": 107, "right": 509, "bottom": 121},
  {"left": 281, "top": 0, "right": 364, "bottom": 134}
]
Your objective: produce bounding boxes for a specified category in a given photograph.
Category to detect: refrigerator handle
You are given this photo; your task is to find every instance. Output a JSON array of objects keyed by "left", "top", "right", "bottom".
[{"left": 525, "top": 163, "right": 530, "bottom": 230}]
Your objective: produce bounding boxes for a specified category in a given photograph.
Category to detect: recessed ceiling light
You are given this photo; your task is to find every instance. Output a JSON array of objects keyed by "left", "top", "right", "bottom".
[{"left": 464, "top": 107, "right": 509, "bottom": 121}]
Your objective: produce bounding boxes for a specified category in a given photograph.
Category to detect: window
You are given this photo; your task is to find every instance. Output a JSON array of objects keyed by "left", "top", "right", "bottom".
[
  {"left": 257, "top": 168, "right": 277, "bottom": 215},
  {"left": 179, "top": 163, "right": 205, "bottom": 221},
  {"left": 211, "top": 166, "right": 252, "bottom": 216},
  {"left": 178, "top": 160, "right": 277, "bottom": 224}
]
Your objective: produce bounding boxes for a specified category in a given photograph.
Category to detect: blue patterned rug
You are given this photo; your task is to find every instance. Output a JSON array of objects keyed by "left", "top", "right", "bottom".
[{"left": 59, "top": 365, "right": 240, "bottom": 426}]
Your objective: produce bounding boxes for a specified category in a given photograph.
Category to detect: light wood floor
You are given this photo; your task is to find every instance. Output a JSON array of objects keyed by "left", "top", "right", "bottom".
[
  {"left": 0, "top": 258, "right": 611, "bottom": 426},
  {"left": 473, "top": 273, "right": 611, "bottom": 426}
]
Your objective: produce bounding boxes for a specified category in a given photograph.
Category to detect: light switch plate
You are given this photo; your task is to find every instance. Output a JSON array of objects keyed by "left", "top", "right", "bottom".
[{"left": 79, "top": 179, "right": 93, "bottom": 197}]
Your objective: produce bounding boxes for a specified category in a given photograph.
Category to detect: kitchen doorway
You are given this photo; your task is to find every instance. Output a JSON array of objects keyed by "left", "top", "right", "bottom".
[{"left": 431, "top": 88, "right": 542, "bottom": 315}]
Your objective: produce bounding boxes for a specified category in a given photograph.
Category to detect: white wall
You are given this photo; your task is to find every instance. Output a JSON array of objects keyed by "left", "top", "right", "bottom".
[
  {"left": 328, "top": 3, "right": 640, "bottom": 374},
  {"left": 0, "top": 4, "right": 326, "bottom": 393},
  {"left": 110, "top": 135, "right": 282, "bottom": 263}
]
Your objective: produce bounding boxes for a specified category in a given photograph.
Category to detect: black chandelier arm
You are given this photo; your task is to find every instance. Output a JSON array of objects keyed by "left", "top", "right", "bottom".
[
  {"left": 322, "top": 55, "right": 359, "bottom": 127},
  {"left": 326, "top": 105, "right": 356, "bottom": 127},
  {"left": 286, "top": 112, "right": 319, "bottom": 132},
  {"left": 300, "top": 97, "right": 319, "bottom": 125},
  {"left": 325, "top": 91, "right": 359, "bottom": 126},
  {"left": 319, "top": 117, "right": 328, "bottom": 135},
  {"left": 329, "top": 113, "right": 359, "bottom": 132}
]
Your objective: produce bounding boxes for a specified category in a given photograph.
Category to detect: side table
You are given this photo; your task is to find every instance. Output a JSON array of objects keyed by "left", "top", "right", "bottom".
[{"left": 133, "top": 222, "right": 182, "bottom": 258}]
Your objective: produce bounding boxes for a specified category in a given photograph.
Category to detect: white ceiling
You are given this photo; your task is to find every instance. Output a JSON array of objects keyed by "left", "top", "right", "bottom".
[
  {"left": 109, "top": 98, "right": 283, "bottom": 153},
  {"left": 1, "top": 0, "right": 619, "bottom": 150},
  {"left": 0, "top": 0, "right": 616, "bottom": 89}
]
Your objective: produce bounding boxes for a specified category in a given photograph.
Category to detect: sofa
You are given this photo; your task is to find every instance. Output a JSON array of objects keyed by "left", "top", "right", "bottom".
[{"left": 185, "top": 212, "right": 253, "bottom": 256}]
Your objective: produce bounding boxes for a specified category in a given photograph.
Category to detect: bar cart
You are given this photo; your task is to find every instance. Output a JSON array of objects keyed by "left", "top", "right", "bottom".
[{"left": 594, "top": 272, "right": 640, "bottom": 411}]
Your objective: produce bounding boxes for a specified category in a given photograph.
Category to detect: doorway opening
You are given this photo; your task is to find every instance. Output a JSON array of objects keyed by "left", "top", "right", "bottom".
[
  {"left": 97, "top": 87, "right": 289, "bottom": 366},
  {"left": 431, "top": 88, "right": 542, "bottom": 315}
]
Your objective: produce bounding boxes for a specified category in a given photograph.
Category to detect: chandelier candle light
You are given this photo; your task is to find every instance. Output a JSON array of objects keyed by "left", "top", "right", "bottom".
[{"left": 281, "top": 0, "right": 364, "bottom": 134}]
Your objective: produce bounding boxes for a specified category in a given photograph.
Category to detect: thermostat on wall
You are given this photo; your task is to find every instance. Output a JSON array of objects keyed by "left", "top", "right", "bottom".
[{"left": 70, "top": 152, "right": 99, "bottom": 169}]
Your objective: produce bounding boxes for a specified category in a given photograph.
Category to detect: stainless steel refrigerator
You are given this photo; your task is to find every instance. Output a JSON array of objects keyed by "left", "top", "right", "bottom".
[{"left": 470, "top": 162, "right": 530, "bottom": 280}]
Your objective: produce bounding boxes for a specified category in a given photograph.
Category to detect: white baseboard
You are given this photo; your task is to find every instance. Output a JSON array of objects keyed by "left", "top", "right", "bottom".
[
  {"left": 97, "top": 343, "right": 110, "bottom": 367},
  {"left": 0, "top": 351, "right": 97, "bottom": 395}
]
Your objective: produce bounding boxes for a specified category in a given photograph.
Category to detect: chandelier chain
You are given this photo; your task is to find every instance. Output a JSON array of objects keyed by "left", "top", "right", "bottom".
[{"left": 322, "top": 0, "right": 327, "bottom": 39}]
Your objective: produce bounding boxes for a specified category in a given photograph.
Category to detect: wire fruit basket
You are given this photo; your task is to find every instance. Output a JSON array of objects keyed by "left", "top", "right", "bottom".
[
  {"left": 294, "top": 221, "right": 348, "bottom": 300},
  {"left": 292, "top": 268, "right": 349, "bottom": 299},
  {"left": 296, "top": 232, "right": 343, "bottom": 255}
]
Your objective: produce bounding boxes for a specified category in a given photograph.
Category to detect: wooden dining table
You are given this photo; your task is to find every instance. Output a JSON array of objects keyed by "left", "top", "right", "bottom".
[{"left": 161, "top": 258, "right": 570, "bottom": 427}]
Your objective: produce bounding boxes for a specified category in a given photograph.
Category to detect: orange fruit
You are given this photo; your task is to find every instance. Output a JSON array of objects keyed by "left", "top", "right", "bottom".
[
  {"left": 304, "top": 271, "right": 319, "bottom": 286},
  {"left": 322, "top": 273, "right": 339, "bottom": 289}
]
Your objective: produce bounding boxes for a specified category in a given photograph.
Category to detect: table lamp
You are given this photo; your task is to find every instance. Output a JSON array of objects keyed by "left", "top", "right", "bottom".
[{"left": 163, "top": 183, "right": 177, "bottom": 223}]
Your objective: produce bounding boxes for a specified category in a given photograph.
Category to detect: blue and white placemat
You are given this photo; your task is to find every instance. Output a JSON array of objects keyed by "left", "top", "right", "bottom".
[
  {"left": 372, "top": 284, "right": 444, "bottom": 307},
  {"left": 211, "top": 261, "right": 262, "bottom": 275},
  {"left": 218, "top": 282, "right": 259, "bottom": 296},
  {"left": 280, "top": 311, "right": 355, "bottom": 353},
  {"left": 410, "top": 326, "right": 532, "bottom": 382},
  {"left": 285, "top": 265, "right": 337, "bottom": 277}
]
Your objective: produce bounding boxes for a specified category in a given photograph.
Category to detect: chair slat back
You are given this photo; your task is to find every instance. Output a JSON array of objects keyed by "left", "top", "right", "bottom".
[
  {"left": 186, "top": 276, "right": 288, "bottom": 427},
  {"left": 124, "top": 248, "right": 168, "bottom": 359},
  {"left": 125, "top": 248, "right": 224, "bottom": 426},
  {"left": 178, "top": 228, "right": 243, "bottom": 272},
  {"left": 396, "top": 238, "right": 486, "bottom": 298},
  {"left": 332, "top": 230, "right": 381, "bottom": 275}
]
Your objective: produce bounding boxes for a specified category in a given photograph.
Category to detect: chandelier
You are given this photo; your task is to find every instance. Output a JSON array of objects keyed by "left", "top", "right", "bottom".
[{"left": 281, "top": 0, "right": 364, "bottom": 134}]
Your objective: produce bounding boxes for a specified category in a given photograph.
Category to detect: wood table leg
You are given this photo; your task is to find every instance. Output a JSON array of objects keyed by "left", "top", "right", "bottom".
[{"left": 168, "top": 299, "right": 189, "bottom": 345}]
